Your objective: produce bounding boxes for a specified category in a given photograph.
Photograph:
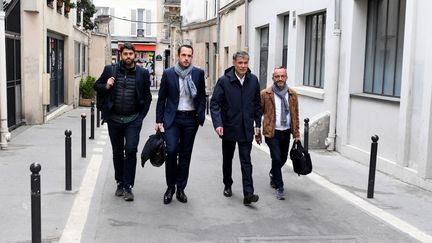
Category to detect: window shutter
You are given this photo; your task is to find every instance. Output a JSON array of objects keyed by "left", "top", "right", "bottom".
[{"left": 146, "top": 10, "right": 151, "bottom": 36}]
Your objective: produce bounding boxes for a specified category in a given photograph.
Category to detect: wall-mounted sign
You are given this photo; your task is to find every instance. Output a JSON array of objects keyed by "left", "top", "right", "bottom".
[{"left": 155, "top": 54, "right": 163, "bottom": 61}]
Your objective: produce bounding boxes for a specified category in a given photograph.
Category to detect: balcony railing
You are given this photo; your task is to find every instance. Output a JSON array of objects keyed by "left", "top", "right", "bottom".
[{"left": 164, "top": 0, "right": 180, "bottom": 5}]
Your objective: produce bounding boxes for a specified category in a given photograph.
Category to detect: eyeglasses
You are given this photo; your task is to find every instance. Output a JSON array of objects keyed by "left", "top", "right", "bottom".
[{"left": 273, "top": 75, "right": 287, "bottom": 79}]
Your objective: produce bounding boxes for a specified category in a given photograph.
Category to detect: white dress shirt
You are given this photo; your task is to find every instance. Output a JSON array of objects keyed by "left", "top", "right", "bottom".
[{"left": 274, "top": 92, "right": 291, "bottom": 131}]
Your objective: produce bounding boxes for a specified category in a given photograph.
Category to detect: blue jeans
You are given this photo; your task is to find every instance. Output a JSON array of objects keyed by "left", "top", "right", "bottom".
[
  {"left": 222, "top": 139, "right": 254, "bottom": 196},
  {"left": 265, "top": 129, "right": 291, "bottom": 190},
  {"left": 107, "top": 116, "right": 143, "bottom": 188},
  {"left": 164, "top": 112, "right": 199, "bottom": 190}
]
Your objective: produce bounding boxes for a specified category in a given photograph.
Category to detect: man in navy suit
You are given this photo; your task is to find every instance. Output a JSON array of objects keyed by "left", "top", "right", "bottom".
[
  {"left": 155, "top": 44, "right": 206, "bottom": 204},
  {"left": 210, "top": 51, "right": 262, "bottom": 205}
]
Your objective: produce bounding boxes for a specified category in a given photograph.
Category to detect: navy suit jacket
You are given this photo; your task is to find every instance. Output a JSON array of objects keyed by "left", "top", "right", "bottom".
[
  {"left": 156, "top": 66, "right": 206, "bottom": 129},
  {"left": 210, "top": 67, "right": 262, "bottom": 142}
]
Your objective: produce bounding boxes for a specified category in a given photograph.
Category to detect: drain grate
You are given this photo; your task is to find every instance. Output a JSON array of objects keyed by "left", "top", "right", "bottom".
[{"left": 238, "top": 235, "right": 363, "bottom": 243}]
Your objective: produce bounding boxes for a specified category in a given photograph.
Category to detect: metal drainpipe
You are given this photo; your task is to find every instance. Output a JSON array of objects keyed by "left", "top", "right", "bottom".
[
  {"left": 0, "top": 11, "right": 11, "bottom": 149},
  {"left": 216, "top": 0, "right": 221, "bottom": 78},
  {"left": 244, "top": 0, "right": 249, "bottom": 51},
  {"left": 325, "top": 0, "right": 341, "bottom": 151}
]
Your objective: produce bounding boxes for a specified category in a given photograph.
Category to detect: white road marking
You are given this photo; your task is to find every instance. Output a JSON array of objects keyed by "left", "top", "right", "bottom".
[
  {"left": 253, "top": 142, "right": 432, "bottom": 243},
  {"left": 59, "top": 154, "right": 103, "bottom": 243},
  {"left": 93, "top": 147, "right": 103, "bottom": 153}
]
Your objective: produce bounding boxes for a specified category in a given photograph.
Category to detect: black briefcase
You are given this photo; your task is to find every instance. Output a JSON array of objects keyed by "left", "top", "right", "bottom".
[{"left": 289, "top": 140, "right": 312, "bottom": 176}]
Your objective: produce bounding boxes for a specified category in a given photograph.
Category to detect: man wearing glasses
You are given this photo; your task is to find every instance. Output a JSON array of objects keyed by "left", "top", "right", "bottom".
[{"left": 260, "top": 66, "right": 300, "bottom": 200}]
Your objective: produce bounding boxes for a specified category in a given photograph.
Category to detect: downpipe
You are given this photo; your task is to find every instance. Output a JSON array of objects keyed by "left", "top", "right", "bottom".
[
  {"left": 0, "top": 11, "right": 11, "bottom": 149},
  {"left": 326, "top": 0, "right": 341, "bottom": 151}
]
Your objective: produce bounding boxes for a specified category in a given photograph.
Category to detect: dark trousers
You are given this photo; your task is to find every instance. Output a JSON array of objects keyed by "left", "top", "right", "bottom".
[
  {"left": 265, "top": 129, "right": 291, "bottom": 190},
  {"left": 222, "top": 139, "right": 254, "bottom": 196},
  {"left": 164, "top": 112, "right": 199, "bottom": 190},
  {"left": 107, "top": 117, "right": 143, "bottom": 188}
]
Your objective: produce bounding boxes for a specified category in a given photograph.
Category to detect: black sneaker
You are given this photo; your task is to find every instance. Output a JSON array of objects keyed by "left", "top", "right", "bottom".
[
  {"left": 124, "top": 187, "right": 134, "bottom": 201},
  {"left": 223, "top": 186, "right": 232, "bottom": 197},
  {"left": 115, "top": 184, "right": 124, "bottom": 197},
  {"left": 243, "top": 194, "right": 259, "bottom": 205},
  {"left": 269, "top": 172, "right": 276, "bottom": 189}
]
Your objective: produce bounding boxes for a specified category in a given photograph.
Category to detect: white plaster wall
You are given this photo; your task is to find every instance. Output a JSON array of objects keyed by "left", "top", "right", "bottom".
[
  {"left": 219, "top": 4, "right": 245, "bottom": 76},
  {"left": 181, "top": 0, "right": 206, "bottom": 24},
  {"left": 246, "top": 0, "right": 432, "bottom": 188},
  {"left": 22, "top": 0, "right": 82, "bottom": 123},
  {"left": 93, "top": 0, "right": 157, "bottom": 37}
]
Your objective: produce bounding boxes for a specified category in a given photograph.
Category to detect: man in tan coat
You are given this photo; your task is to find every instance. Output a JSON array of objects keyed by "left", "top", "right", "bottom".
[{"left": 259, "top": 66, "right": 300, "bottom": 200}]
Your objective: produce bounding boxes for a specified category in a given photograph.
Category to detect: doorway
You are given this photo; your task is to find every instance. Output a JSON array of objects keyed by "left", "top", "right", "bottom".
[{"left": 47, "top": 34, "right": 65, "bottom": 112}]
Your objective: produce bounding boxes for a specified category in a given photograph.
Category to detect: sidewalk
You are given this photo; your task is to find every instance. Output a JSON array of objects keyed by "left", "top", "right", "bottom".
[{"left": 1, "top": 104, "right": 432, "bottom": 242}]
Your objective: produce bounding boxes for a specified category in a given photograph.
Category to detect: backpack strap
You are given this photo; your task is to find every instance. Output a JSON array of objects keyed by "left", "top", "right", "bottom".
[{"left": 111, "top": 63, "right": 117, "bottom": 80}]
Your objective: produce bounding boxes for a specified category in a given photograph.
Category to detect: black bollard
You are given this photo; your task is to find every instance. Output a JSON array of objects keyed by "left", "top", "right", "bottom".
[
  {"left": 304, "top": 118, "right": 310, "bottom": 152},
  {"left": 367, "top": 135, "right": 379, "bottom": 198},
  {"left": 96, "top": 108, "right": 101, "bottom": 128},
  {"left": 81, "top": 113, "right": 87, "bottom": 158},
  {"left": 206, "top": 94, "right": 210, "bottom": 115},
  {"left": 30, "top": 163, "right": 41, "bottom": 243},
  {"left": 89, "top": 101, "right": 95, "bottom": 140},
  {"left": 65, "top": 130, "right": 72, "bottom": 191}
]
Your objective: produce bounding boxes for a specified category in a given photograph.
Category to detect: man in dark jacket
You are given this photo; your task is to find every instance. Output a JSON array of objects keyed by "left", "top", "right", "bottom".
[
  {"left": 93, "top": 42, "right": 152, "bottom": 201},
  {"left": 155, "top": 44, "right": 206, "bottom": 204},
  {"left": 210, "top": 51, "right": 262, "bottom": 205}
]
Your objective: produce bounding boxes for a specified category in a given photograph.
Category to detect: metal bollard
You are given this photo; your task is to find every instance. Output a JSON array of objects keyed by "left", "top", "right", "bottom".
[
  {"left": 206, "top": 94, "right": 210, "bottom": 115},
  {"left": 96, "top": 108, "right": 101, "bottom": 128},
  {"left": 89, "top": 101, "right": 95, "bottom": 140},
  {"left": 65, "top": 130, "right": 72, "bottom": 191},
  {"left": 304, "top": 118, "right": 310, "bottom": 152},
  {"left": 81, "top": 113, "right": 86, "bottom": 158},
  {"left": 367, "top": 135, "right": 379, "bottom": 198},
  {"left": 30, "top": 162, "right": 41, "bottom": 243}
]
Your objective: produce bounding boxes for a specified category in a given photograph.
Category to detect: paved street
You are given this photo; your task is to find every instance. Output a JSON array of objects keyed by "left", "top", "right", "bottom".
[{"left": 1, "top": 97, "right": 432, "bottom": 242}]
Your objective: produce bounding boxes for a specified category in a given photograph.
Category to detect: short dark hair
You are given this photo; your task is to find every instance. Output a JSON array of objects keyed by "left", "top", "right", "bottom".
[
  {"left": 177, "top": 44, "right": 194, "bottom": 55},
  {"left": 120, "top": 42, "right": 135, "bottom": 53},
  {"left": 232, "top": 51, "right": 249, "bottom": 60}
]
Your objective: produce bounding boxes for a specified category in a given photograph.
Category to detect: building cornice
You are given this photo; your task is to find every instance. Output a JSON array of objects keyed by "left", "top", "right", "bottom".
[
  {"left": 219, "top": 0, "right": 245, "bottom": 15},
  {"left": 182, "top": 17, "right": 217, "bottom": 31}
]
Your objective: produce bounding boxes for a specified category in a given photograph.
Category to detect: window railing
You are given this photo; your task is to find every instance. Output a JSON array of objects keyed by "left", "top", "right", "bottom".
[{"left": 164, "top": 0, "right": 180, "bottom": 5}]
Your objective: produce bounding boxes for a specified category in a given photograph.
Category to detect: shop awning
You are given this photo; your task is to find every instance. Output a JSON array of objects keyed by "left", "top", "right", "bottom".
[{"left": 117, "top": 43, "right": 156, "bottom": 51}]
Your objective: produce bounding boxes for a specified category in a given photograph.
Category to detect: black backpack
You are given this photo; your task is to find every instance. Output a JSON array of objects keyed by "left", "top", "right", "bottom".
[{"left": 96, "top": 64, "right": 116, "bottom": 110}]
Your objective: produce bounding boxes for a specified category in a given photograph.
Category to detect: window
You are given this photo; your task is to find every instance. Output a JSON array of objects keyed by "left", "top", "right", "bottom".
[
  {"left": 96, "top": 7, "right": 109, "bottom": 16},
  {"left": 364, "top": 0, "right": 405, "bottom": 97},
  {"left": 213, "top": 42, "right": 217, "bottom": 83},
  {"left": 110, "top": 8, "right": 115, "bottom": 34},
  {"left": 259, "top": 26, "right": 269, "bottom": 90},
  {"left": 74, "top": 41, "right": 81, "bottom": 75},
  {"left": 82, "top": 45, "right": 87, "bottom": 73},
  {"left": 282, "top": 15, "right": 289, "bottom": 68},
  {"left": 146, "top": 10, "right": 151, "bottom": 36},
  {"left": 137, "top": 8, "right": 144, "bottom": 36},
  {"left": 237, "top": 26, "right": 242, "bottom": 50},
  {"left": 303, "top": 12, "right": 326, "bottom": 88},
  {"left": 131, "top": 9, "right": 137, "bottom": 36},
  {"left": 224, "top": 46, "right": 229, "bottom": 69},
  {"left": 205, "top": 43, "right": 209, "bottom": 78}
]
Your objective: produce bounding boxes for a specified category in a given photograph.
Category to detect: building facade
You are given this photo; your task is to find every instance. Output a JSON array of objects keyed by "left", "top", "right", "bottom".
[
  {"left": 93, "top": 0, "right": 181, "bottom": 87},
  {"left": 247, "top": 0, "right": 432, "bottom": 190},
  {"left": 181, "top": 0, "right": 247, "bottom": 91},
  {"left": 180, "top": 0, "right": 432, "bottom": 190},
  {"left": 0, "top": 0, "right": 109, "bottom": 149},
  {"left": 181, "top": 0, "right": 218, "bottom": 91}
]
